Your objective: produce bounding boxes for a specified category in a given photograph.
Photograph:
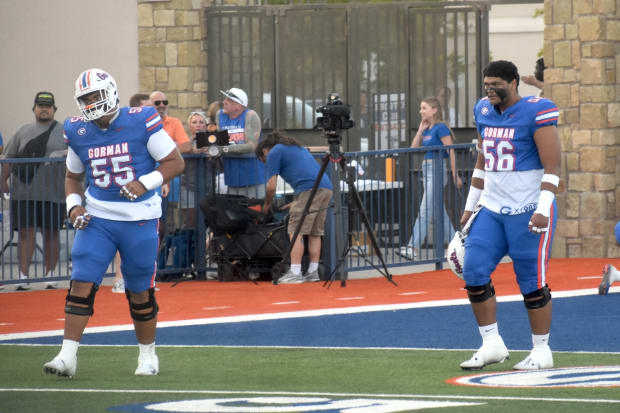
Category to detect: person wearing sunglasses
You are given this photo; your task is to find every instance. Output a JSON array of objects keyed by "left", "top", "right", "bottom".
[
  {"left": 149, "top": 91, "right": 192, "bottom": 154},
  {"left": 214, "top": 87, "right": 265, "bottom": 199}
]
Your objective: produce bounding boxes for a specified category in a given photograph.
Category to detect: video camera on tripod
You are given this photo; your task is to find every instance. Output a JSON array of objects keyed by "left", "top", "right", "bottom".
[{"left": 316, "top": 93, "right": 355, "bottom": 136}]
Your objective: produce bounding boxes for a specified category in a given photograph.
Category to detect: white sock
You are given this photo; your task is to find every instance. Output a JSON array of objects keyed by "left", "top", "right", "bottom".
[
  {"left": 532, "top": 333, "right": 550, "bottom": 348},
  {"left": 58, "top": 339, "right": 79, "bottom": 360},
  {"left": 308, "top": 262, "right": 319, "bottom": 273},
  {"left": 290, "top": 264, "right": 302, "bottom": 275},
  {"left": 139, "top": 342, "right": 156, "bottom": 355},
  {"left": 479, "top": 322, "right": 500, "bottom": 341}
]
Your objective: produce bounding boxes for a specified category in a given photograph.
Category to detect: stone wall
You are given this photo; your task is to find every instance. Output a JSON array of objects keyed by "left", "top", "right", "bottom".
[
  {"left": 545, "top": 0, "right": 619, "bottom": 258},
  {"left": 137, "top": 0, "right": 210, "bottom": 122}
]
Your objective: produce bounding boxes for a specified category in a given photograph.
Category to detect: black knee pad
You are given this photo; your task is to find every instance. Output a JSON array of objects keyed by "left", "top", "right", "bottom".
[
  {"left": 523, "top": 285, "right": 552, "bottom": 309},
  {"left": 465, "top": 281, "right": 495, "bottom": 303},
  {"left": 125, "top": 287, "right": 159, "bottom": 322},
  {"left": 65, "top": 281, "right": 99, "bottom": 316}
]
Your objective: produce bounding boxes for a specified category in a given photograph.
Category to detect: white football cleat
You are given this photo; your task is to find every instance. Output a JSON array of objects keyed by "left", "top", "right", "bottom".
[
  {"left": 43, "top": 356, "right": 77, "bottom": 378},
  {"left": 513, "top": 346, "right": 553, "bottom": 370},
  {"left": 598, "top": 264, "right": 617, "bottom": 295},
  {"left": 460, "top": 337, "right": 509, "bottom": 370},
  {"left": 135, "top": 352, "right": 159, "bottom": 376}
]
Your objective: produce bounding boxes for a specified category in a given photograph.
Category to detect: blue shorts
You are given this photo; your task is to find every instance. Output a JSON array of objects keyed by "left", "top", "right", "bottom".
[
  {"left": 70, "top": 216, "right": 159, "bottom": 292},
  {"left": 463, "top": 205, "right": 557, "bottom": 295}
]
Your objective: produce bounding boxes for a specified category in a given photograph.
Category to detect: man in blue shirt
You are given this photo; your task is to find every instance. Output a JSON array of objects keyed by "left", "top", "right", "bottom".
[
  {"left": 256, "top": 130, "right": 332, "bottom": 284},
  {"left": 216, "top": 88, "right": 265, "bottom": 199}
]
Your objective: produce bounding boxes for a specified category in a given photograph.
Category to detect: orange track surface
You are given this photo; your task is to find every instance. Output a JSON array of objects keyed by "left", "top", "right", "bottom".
[{"left": 0, "top": 258, "right": 616, "bottom": 335}]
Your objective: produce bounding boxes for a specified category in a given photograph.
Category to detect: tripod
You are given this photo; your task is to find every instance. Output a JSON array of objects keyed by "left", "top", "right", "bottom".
[{"left": 275, "top": 131, "right": 395, "bottom": 287}]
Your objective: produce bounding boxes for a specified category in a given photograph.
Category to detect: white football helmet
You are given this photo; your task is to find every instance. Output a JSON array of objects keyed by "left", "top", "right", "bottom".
[
  {"left": 74, "top": 68, "right": 119, "bottom": 121},
  {"left": 446, "top": 231, "right": 466, "bottom": 280}
]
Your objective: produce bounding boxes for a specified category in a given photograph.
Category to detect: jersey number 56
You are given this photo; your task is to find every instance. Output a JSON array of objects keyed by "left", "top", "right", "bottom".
[{"left": 483, "top": 139, "right": 515, "bottom": 172}]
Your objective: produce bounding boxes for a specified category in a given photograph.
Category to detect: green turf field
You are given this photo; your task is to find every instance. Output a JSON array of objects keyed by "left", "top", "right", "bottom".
[{"left": 0, "top": 345, "right": 618, "bottom": 412}]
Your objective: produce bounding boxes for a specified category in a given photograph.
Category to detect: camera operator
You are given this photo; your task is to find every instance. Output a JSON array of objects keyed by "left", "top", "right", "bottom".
[
  {"left": 256, "top": 130, "right": 333, "bottom": 284},
  {"left": 215, "top": 88, "right": 265, "bottom": 199}
]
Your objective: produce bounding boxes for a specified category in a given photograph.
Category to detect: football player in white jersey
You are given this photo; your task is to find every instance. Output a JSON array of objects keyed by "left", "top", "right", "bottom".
[
  {"left": 43, "top": 69, "right": 184, "bottom": 378},
  {"left": 458, "top": 61, "right": 561, "bottom": 371}
]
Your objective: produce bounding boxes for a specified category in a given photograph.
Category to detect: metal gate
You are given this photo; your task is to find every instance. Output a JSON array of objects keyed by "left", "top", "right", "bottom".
[{"left": 206, "top": 1, "right": 489, "bottom": 151}]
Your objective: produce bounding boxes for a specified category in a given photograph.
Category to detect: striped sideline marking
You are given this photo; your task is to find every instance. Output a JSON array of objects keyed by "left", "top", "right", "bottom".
[
  {"left": 0, "top": 388, "right": 618, "bottom": 404},
  {"left": 0, "top": 287, "right": 616, "bottom": 342},
  {"left": 4, "top": 343, "right": 619, "bottom": 355}
]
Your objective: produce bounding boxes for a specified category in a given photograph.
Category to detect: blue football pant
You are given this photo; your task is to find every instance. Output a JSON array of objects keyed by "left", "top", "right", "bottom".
[
  {"left": 70, "top": 216, "right": 159, "bottom": 293},
  {"left": 463, "top": 204, "right": 557, "bottom": 295}
]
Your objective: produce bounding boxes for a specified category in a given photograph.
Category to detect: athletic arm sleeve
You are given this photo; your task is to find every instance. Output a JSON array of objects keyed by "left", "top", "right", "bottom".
[
  {"left": 65, "top": 146, "right": 85, "bottom": 173},
  {"left": 147, "top": 129, "right": 178, "bottom": 161}
]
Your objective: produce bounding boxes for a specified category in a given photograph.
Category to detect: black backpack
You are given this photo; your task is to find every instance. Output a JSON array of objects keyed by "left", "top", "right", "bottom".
[{"left": 200, "top": 194, "right": 263, "bottom": 235}]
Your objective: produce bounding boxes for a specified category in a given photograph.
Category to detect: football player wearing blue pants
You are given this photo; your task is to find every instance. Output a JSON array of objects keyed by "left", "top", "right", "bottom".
[
  {"left": 43, "top": 68, "right": 184, "bottom": 378},
  {"left": 458, "top": 60, "right": 561, "bottom": 370}
]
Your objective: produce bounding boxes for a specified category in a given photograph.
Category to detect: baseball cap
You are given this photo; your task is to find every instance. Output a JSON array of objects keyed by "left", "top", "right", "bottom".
[
  {"left": 220, "top": 88, "right": 248, "bottom": 107},
  {"left": 34, "top": 91, "right": 56, "bottom": 107}
]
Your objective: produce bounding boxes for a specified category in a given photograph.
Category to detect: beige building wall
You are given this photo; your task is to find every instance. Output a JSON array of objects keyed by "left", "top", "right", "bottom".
[
  {"left": 490, "top": 4, "right": 545, "bottom": 98},
  {"left": 0, "top": 0, "right": 139, "bottom": 140}
]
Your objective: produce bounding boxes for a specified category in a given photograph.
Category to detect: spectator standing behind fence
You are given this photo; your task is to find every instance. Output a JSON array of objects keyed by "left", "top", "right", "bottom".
[
  {"left": 522, "top": 57, "right": 545, "bottom": 97},
  {"left": 178, "top": 110, "right": 214, "bottom": 227},
  {"left": 111, "top": 93, "right": 155, "bottom": 294},
  {"left": 216, "top": 88, "right": 266, "bottom": 199},
  {"left": 0, "top": 92, "right": 67, "bottom": 290},
  {"left": 256, "top": 130, "right": 333, "bottom": 284},
  {"left": 43, "top": 68, "right": 184, "bottom": 378},
  {"left": 458, "top": 60, "right": 561, "bottom": 371},
  {"left": 398, "top": 97, "right": 463, "bottom": 261}
]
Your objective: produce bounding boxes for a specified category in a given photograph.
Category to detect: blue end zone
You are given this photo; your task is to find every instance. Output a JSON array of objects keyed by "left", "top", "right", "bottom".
[{"left": 6, "top": 294, "right": 620, "bottom": 352}]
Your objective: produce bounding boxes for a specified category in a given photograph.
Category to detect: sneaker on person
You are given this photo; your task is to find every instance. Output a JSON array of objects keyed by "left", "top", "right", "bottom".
[
  {"left": 135, "top": 352, "right": 159, "bottom": 376},
  {"left": 43, "top": 356, "right": 77, "bottom": 378},
  {"left": 396, "top": 246, "right": 416, "bottom": 260},
  {"left": 44, "top": 273, "right": 58, "bottom": 289},
  {"left": 513, "top": 345, "right": 553, "bottom": 370},
  {"left": 111, "top": 279, "right": 125, "bottom": 294},
  {"left": 277, "top": 270, "right": 303, "bottom": 284},
  {"left": 303, "top": 270, "right": 320, "bottom": 283},
  {"left": 460, "top": 337, "right": 509, "bottom": 370},
  {"left": 598, "top": 264, "right": 618, "bottom": 295},
  {"left": 15, "top": 274, "right": 30, "bottom": 291}
]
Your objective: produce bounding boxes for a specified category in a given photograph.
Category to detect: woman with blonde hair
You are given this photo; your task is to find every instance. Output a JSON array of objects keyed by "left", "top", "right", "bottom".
[{"left": 399, "top": 96, "right": 463, "bottom": 260}]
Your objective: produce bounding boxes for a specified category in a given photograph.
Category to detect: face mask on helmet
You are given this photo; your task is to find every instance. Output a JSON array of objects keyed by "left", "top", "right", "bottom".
[{"left": 74, "top": 69, "right": 119, "bottom": 121}]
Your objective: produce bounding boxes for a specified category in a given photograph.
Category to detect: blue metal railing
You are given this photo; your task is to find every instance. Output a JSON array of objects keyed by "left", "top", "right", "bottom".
[{"left": 0, "top": 144, "right": 476, "bottom": 286}]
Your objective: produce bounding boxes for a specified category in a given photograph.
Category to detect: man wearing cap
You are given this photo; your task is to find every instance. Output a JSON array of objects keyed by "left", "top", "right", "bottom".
[
  {"left": 215, "top": 87, "right": 265, "bottom": 199},
  {"left": 0, "top": 92, "right": 67, "bottom": 290}
]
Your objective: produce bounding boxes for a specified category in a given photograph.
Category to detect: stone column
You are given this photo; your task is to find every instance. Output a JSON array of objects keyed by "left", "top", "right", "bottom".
[
  {"left": 545, "top": 0, "right": 619, "bottom": 258},
  {"left": 137, "top": 0, "right": 209, "bottom": 123}
]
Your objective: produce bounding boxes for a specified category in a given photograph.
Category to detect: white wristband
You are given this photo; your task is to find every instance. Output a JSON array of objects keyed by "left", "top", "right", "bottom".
[
  {"left": 138, "top": 171, "right": 164, "bottom": 191},
  {"left": 534, "top": 189, "right": 555, "bottom": 217},
  {"left": 66, "top": 193, "right": 82, "bottom": 214},
  {"left": 472, "top": 168, "right": 485, "bottom": 180},
  {"left": 464, "top": 186, "right": 483, "bottom": 212},
  {"left": 541, "top": 173, "right": 560, "bottom": 187}
]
